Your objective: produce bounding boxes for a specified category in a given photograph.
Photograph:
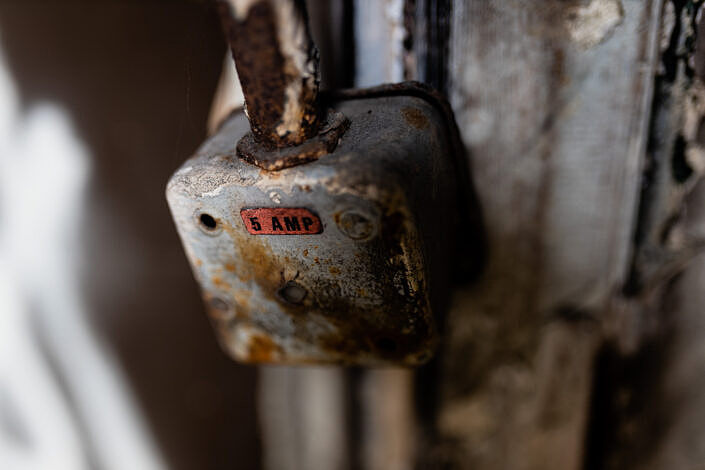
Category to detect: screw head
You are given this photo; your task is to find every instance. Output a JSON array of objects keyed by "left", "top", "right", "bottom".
[
  {"left": 277, "top": 281, "right": 308, "bottom": 305},
  {"left": 336, "top": 210, "right": 376, "bottom": 240}
]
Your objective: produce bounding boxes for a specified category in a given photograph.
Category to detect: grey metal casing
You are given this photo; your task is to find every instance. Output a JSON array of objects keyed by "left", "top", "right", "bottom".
[{"left": 167, "top": 95, "right": 455, "bottom": 365}]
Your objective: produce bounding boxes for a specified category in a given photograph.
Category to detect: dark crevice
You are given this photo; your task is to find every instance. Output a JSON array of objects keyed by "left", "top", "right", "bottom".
[
  {"left": 341, "top": 0, "right": 356, "bottom": 89},
  {"left": 582, "top": 333, "right": 675, "bottom": 470},
  {"left": 423, "top": 0, "right": 452, "bottom": 93},
  {"left": 663, "top": 1, "right": 704, "bottom": 82},
  {"left": 672, "top": 134, "right": 694, "bottom": 182},
  {"left": 662, "top": 1, "right": 685, "bottom": 83},
  {"left": 403, "top": 0, "right": 416, "bottom": 81},
  {"left": 346, "top": 368, "right": 363, "bottom": 470}
]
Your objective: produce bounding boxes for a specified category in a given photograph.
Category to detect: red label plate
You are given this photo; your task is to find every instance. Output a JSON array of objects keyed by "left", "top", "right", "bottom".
[{"left": 240, "top": 208, "right": 323, "bottom": 235}]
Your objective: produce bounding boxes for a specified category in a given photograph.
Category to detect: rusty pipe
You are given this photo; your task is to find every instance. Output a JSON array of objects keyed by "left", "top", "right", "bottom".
[{"left": 217, "top": 0, "right": 321, "bottom": 147}]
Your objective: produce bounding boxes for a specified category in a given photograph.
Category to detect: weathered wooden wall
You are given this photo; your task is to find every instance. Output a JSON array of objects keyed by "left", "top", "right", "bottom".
[
  {"left": 434, "top": 1, "right": 661, "bottom": 468},
  {"left": 216, "top": 1, "right": 705, "bottom": 469}
]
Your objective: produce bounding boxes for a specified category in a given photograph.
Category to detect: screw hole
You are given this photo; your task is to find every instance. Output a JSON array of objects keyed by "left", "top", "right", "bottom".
[
  {"left": 210, "top": 297, "right": 229, "bottom": 311},
  {"left": 199, "top": 213, "right": 218, "bottom": 230},
  {"left": 205, "top": 296, "right": 233, "bottom": 320}
]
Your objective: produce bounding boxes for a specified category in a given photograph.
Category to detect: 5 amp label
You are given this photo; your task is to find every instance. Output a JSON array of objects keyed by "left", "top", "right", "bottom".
[{"left": 240, "top": 208, "right": 323, "bottom": 235}]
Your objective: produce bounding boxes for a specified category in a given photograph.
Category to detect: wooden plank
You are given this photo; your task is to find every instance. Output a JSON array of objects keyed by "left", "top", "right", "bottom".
[{"left": 434, "top": 1, "right": 663, "bottom": 468}]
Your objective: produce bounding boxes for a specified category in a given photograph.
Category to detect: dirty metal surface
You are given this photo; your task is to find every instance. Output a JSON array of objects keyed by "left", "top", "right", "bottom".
[{"left": 167, "top": 93, "right": 457, "bottom": 365}]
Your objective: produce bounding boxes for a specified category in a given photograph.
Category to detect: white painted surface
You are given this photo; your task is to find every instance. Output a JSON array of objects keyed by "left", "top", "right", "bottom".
[{"left": 354, "top": 0, "right": 405, "bottom": 86}]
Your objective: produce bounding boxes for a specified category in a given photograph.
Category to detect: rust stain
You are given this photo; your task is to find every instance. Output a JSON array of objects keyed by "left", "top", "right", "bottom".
[
  {"left": 401, "top": 106, "right": 430, "bottom": 129},
  {"left": 232, "top": 289, "right": 252, "bottom": 312},
  {"left": 208, "top": 215, "right": 436, "bottom": 365},
  {"left": 212, "top": 276, "right": 228, "bottom": 289},
  {"left": 247, "top": 335, "right": 282, "bottom": 362},
  {"left": 303, "top": 249, "right": 309, "bottom": 257},
  {"left": 195, "top": 258, "right": 203, "bottom": 267},
  {"left": 237, "top": 111, "right": 349, "bottom": 171},
  {"left": 219, "top": 220, "right": 309, "bottom": 315},
  {"left": 221, "top": 221, "right": 280, "bottom": 286},
  {"left": 224, "top": 263, "right": 236, "bottom": 272}
]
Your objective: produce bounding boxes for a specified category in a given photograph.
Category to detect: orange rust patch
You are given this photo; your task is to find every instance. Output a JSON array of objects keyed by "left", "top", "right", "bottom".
[
  {"left": 232, "top": 289, "right": 252, "bottom": 312},
  {"left": 329, "top": 266, "right": 341, "bottom": 275},
  {"left": 218, "top": 220, "right": 307, "bottom": 324},
  {"left": 212, "top": 276, "right": 228, "bottom": 289},
  {"left": 220, "top": 221, "right": 281, "bottom": 286},
  {"left": 247, "top": 335, "right": 282, "bottom": 362},
  {"left": 401, "top": 106, "right": 429, "bottom": 129},
  {"left": 224, "top": 263, "right": 236, "bottom": 272},
  {"left": 314, "top": 257, "right": 320, "bottom": 264},
  {"left": 195, "top": 258, "right": 203, "bottom": 267}
]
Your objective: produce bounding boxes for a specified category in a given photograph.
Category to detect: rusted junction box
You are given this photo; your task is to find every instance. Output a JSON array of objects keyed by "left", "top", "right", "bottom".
[
  {"left": 167, "top": 0, "right": 471, "bottom": 366},
  {"left": 167, "top": 87, "right": 462, "bottom": 365}
]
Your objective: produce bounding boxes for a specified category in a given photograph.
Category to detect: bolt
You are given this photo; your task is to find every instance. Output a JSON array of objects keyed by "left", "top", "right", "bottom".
[
  {"left": 268, "top": 190, "right": 283, "bottom": 204},
  {"left": 277, "top": 281, "right": 308, "bottom": 305}
]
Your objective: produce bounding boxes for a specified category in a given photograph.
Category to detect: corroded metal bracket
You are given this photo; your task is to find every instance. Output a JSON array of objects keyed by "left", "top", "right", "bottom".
[
  {"left": 217, "top": 0, "right": 352, "bottom": 171},
  {"left": 217, "top": 0, "right": 322, "bottom": 147},
  {"left": 237, "top": 108, "right": 349, "bottom": 171}
]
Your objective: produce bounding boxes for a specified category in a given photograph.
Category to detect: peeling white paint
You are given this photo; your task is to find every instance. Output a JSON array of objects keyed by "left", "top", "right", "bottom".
[
  {"left": 226, "top": 0, "right": 260, "bottom": 20},
  {"left": 273, "top": 0, "right": 318, "bottom": 139},
  {"left": 566, "top": 0, "right": 624, "bottom": 49}
]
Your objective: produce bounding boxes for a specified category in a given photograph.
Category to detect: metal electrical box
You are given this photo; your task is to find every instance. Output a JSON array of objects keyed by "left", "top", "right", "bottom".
[{"left": 167, "top": 84, "right": 465, "bottom": 365}]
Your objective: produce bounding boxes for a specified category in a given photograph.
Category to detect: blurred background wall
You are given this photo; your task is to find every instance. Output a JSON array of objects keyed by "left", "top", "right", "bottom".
[{"left": 0, "top": 2, "right": 260, "bottom": 469}]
